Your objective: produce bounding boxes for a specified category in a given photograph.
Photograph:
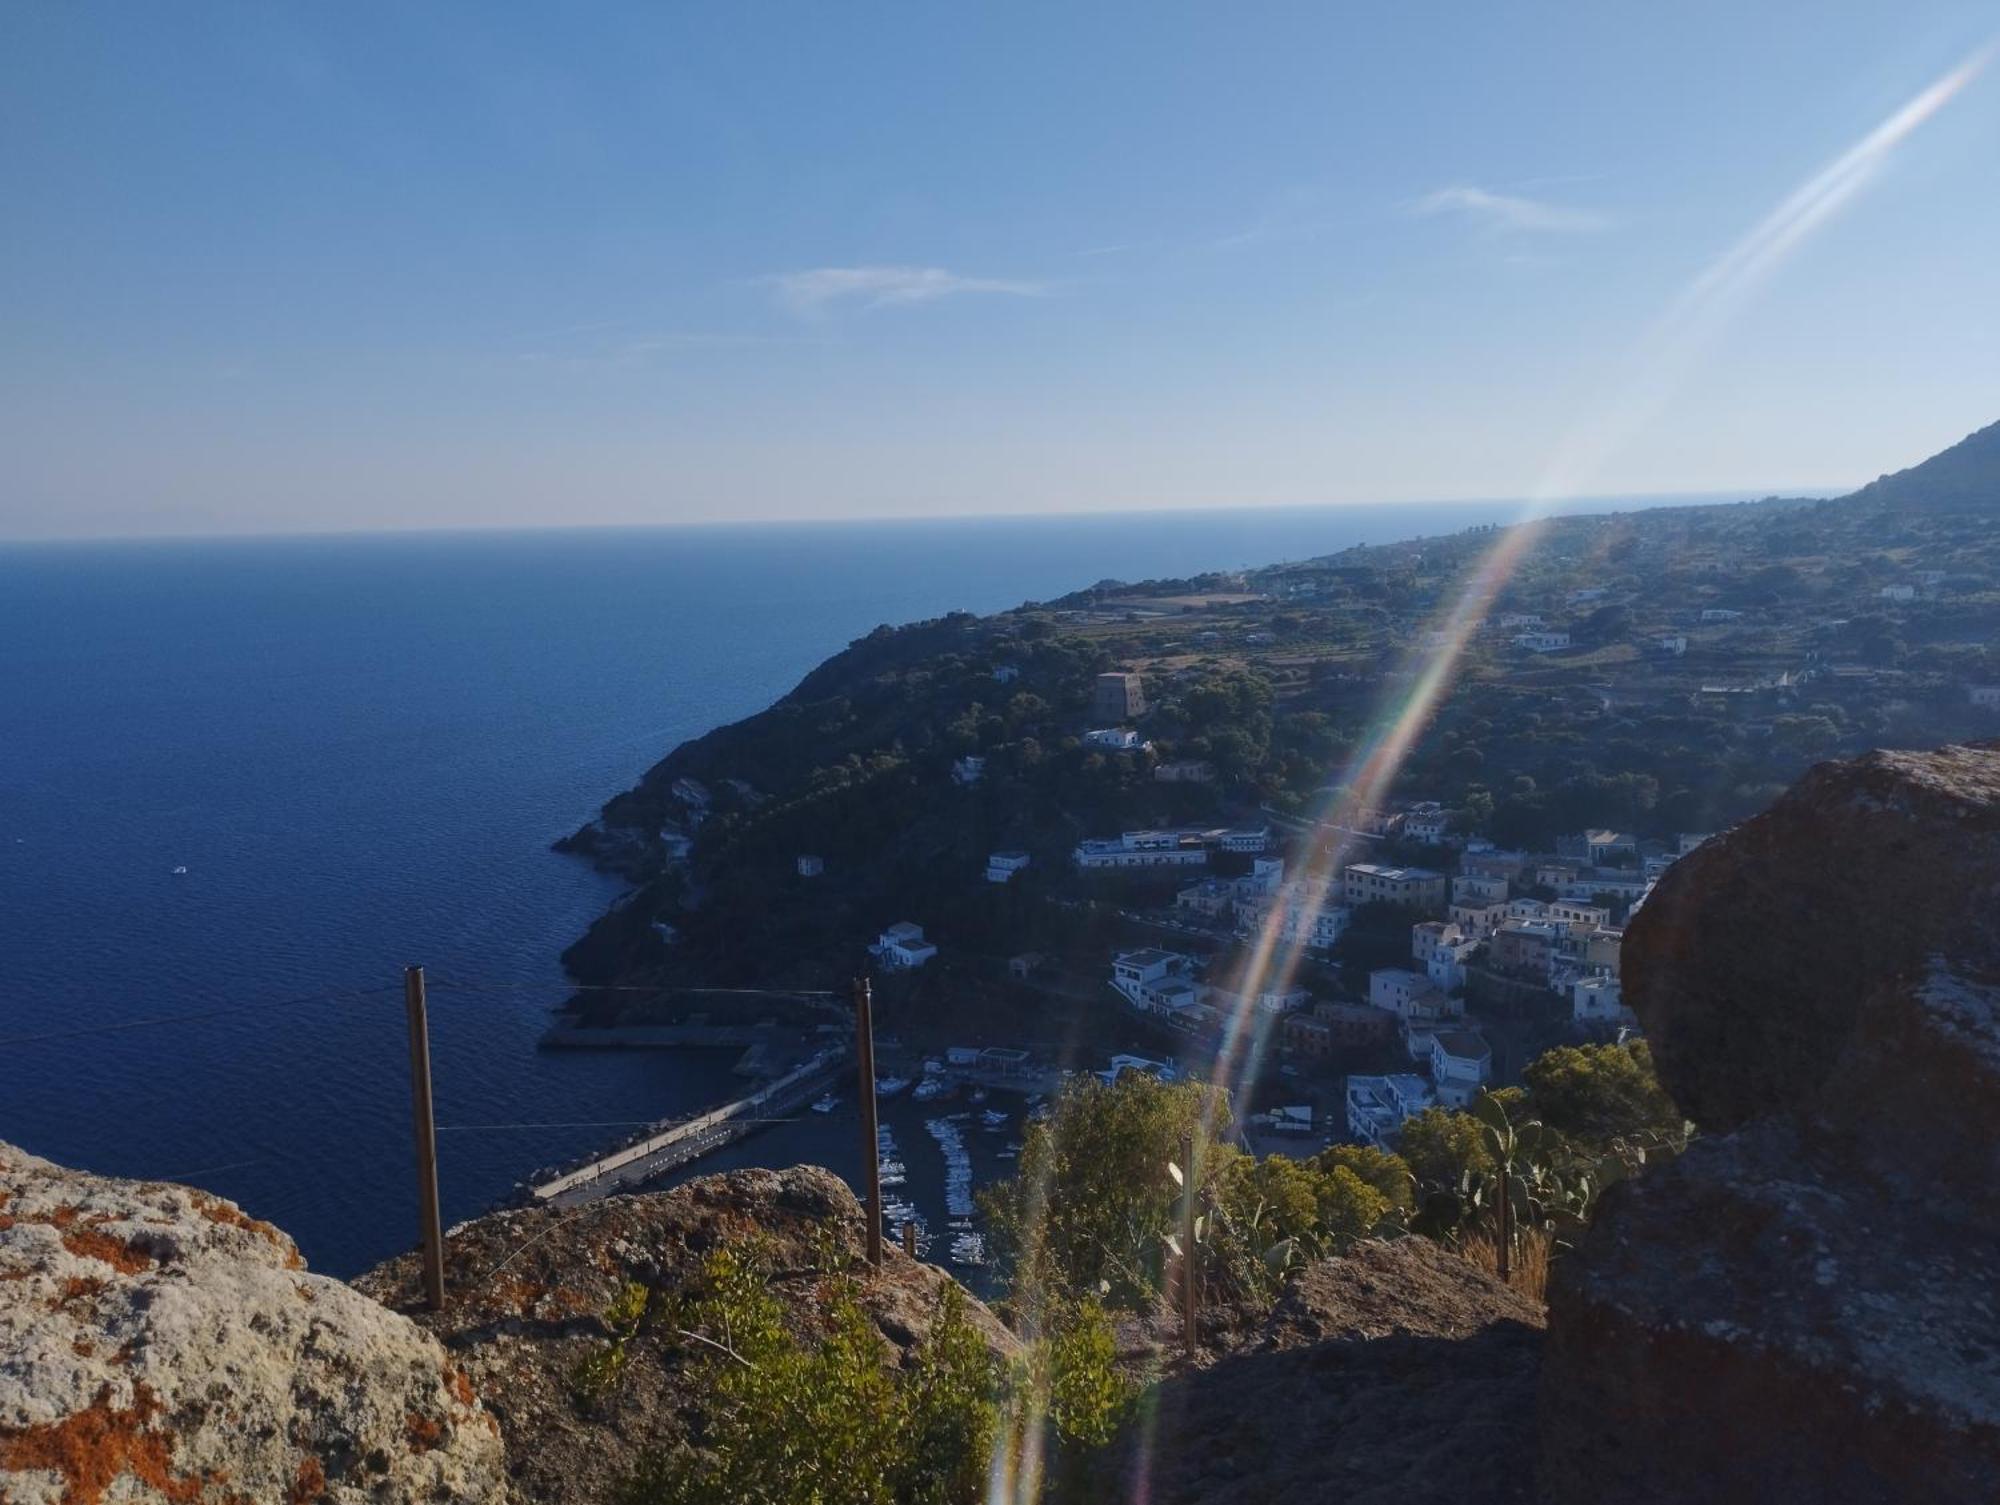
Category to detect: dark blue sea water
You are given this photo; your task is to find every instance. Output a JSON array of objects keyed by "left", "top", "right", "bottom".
[{"left": 0, "top": 497, "right": 1750, "bottom": 1274}]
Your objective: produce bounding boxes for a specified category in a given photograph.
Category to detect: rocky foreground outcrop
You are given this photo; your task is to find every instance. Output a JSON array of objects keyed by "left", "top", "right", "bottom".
[
  {"left": 0, "top": 1141, "right": 507, "bottom": 1504},
  {"left": 1541, "top": 742, "right": 2000, "bottom": 1502},
  {"left": 1099, "top": 1239, "right": 1547, "bottom": 1505},
  {"left": 356, "top": 1165, "right": 1017, "bottom": 1505}
]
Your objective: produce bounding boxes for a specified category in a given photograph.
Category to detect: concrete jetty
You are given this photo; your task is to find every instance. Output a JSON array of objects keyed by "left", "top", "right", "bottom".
[{"left": 528, "top": 1045, "right": 848, "bottom": 1207}]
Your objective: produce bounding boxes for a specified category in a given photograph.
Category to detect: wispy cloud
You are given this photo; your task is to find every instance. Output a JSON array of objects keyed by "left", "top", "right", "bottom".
[
  {"left": 1531, "top": 41, "right": 1993, "bottom": 503},
  {"left": 768, "top": 264, "right": 1047, "bottom": 316},
  {"left": 1412, "top": 184, "right": 1613, "bottom": 234}
]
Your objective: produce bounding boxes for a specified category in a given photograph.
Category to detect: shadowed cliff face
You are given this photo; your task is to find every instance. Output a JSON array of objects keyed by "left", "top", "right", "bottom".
[
  {"left": 1100, "top": 1239, "right": 1548, "bottom": 1505},
  {"left": 1541, "top": 741, "right": 2000, "bottom": 1504}
]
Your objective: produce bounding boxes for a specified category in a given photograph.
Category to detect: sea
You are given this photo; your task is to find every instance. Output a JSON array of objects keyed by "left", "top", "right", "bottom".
[{"left": 0, "top": 495, "right": 1755, "bottom": 1276}]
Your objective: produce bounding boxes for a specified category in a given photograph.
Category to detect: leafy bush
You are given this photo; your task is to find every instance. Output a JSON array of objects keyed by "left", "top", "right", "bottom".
[{"left": 624, "top": 1243, "right": 1128, "bottom": 1505}]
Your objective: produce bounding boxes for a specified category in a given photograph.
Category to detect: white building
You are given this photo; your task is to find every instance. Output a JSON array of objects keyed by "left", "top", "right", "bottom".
[
  {"left": 1073, "top": 832, "right": 1209, "bottom": 870},
  {"left": 1700, "top": 608, "right": 1743, "bottom": 622},
  {"left": 796, "top": 854, "right": 825, "bottom": 878},
  {"left": 1220, "top": 825, "right": 1272, "bottom": 854},
  {"left": 1514, "top": 631, "right": 1571, "bottom": 653},
  {"left": 986, "top": 850, "right": 1031, "bottom": 883},
  {"left": 951, "top": 755, "right": 987, "bottom": 786},
  {"left": 1110, "top": 949, "right": 1206, "bottom": 1021},
  {"left": 1402, "top": 803, "right": 1451, "bottom": 844},
  {"left": 1154, "top": 759, "right": 1215, "bottom": 783},
  {"left": 1344, "top": 863, "right": 1447, "bottom": 909},
  {"left": 1369, "top": 967, "right": 1452, "bottom": 1021},
  {"left": 1208, "top": 982, "right": 1313, "bottom": 1016},
  {"left": 1429, "top": 1030, "right": 1493, "bottom": 1108},
  {"left": 1452, "top": 872, "right": 1509, "bottom": 905},
  {"left": 1235, "top": 878, "right": 1350, "bottom": 954},
  {"left": 1346, "top": 1073, "right": 1437, "bottom": 1148},
  {"left": 1426, "top": 942, "right": 1476, "bottom": 993},
  {"left": 1584, "top": 829, "right": 1638, "bottom": 863},
  {"left": 991, "top": 664, "right": 1020, "bottom": 683},
  {"left": 1083, "top": 727, "right": 1146, "bottom": 751},
  {"left": 873, "top": 922, "right": 938, "bottom": 971},
  {"left": 1879, "top": 584, "right": 1916, "bottom": 602},
  {"left": 1410, "top": 920, "right": 1465, "bottom": 966},
  {"left": 1175, "top": 877, "right": 1237, "bottom": 919},
  {"left": 1549, "top": 899, "right": 1611, "bottom": 932},
  {"left": 1573, "top": 972, "right": 1633, "bottom": 1026},
  {"left": 1496, "top": 612, "right": 1544, "bottom": 629},
  {"left": 1449, "top": 899, "right": 1509, "bottom": 941},
  {"left": 1657, "top": 635, "right": 1688, "bottom": 656}
]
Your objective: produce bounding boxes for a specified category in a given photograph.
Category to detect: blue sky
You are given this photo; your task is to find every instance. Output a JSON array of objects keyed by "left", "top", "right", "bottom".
[{"left": 4, "top": 3, "right": 1998, "bottom": 538}]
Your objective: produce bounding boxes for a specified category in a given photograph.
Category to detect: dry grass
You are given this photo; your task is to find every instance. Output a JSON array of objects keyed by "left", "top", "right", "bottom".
[{"left": 1456, "top": 1228, "right": 1554, "bottom": 1306}]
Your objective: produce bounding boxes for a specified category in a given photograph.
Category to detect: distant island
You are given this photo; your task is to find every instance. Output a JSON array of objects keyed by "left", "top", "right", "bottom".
[{"left": 551, "top": 417, "right": 2000, "bottom": 1125}]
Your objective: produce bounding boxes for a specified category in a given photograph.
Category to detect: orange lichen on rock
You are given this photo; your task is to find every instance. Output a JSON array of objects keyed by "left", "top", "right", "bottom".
[
  {"left": 446, "top": 1367, "right": 476, "bottom": 1408},
  {"left": 189, "top": 1193, "right": 298, "bottom": 1266},
  {"left": 0, "top": 1381, "right": 209, "bottom": 1505},
  {"left": 287, "top": 1452, "right": 327, "bottom": 1504},
  {"left": 405, "top": 1411, "right": 445, "bottom": 1452},
  {"left": 62, "top": 1225, "right": 156, "bottom": 1276},
  {"left": 56, "top": 1276, "right": 110, "bottom": 1311}
]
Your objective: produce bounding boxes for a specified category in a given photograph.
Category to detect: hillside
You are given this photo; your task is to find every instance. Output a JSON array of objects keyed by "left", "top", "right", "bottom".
[
  {"left": 1848, "top": 417, "right": 2000, "bottom": 511},
  {"left": 555, "top": 420, "right": 2000, "bottom": 1034}
]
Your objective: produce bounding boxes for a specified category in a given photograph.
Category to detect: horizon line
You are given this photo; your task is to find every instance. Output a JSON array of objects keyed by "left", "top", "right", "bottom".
[{"left": 0, "top": 483, "right": 1840, "bottom": 548}]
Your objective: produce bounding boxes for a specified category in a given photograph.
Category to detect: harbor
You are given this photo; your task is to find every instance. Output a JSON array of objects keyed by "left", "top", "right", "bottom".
[{"left": 522, "top": 1029, "right": 1057, "bottom": 1285}]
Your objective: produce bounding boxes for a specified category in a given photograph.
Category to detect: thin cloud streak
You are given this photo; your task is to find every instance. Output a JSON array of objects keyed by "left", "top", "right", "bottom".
[
  {"left": 1533, "top": 40, "right": 1994, "bottom": 503},
  {"left": 769, "top": 264, "right": 1047, "bottom": 315},
  {"left": 1413, "top": 184, "right": 1613, "bottom": 234}
]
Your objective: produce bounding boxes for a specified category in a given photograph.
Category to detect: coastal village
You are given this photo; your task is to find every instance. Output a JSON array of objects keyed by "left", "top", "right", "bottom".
[{"left": 546, "top": 454, "right": 2000, "bottom": 1253}]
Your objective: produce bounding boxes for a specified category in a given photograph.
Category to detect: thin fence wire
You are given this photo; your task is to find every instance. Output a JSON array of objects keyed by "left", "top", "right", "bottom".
[
  {"left": 0, "top": 976, "right": 852, "bottom": 1052},
  {"left": 0, "top": 982, "right": 403, "bottom": 1049}
]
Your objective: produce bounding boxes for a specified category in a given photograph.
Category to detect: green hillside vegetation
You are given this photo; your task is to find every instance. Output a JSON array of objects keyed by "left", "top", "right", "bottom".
[{"left": 560, "top": 427, "right": 2000, "bottom": 1019}]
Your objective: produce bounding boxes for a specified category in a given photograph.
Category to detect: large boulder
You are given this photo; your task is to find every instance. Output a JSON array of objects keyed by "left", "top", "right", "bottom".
[
  {"left": 0, "top": 1141, "right": 507, "bottom": 1504},
  {"left": 356, "top": 1165, "right": 1017, "bottom": 1505},
  {"left": 1098, "top": 1238, "right": 1547, "bottom": 1505},
  {"left": 1540, "top": 743, "right": 2000, "bottom": 1503}
]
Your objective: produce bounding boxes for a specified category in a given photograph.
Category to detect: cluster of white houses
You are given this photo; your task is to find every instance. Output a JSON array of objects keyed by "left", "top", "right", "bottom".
[{"left": 1115, "top": 814, "right": 1715, "bottom": 1151}]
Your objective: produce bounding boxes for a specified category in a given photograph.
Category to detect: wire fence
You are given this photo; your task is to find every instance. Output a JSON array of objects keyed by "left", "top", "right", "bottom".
[{"left": 0, "top": 976, "right": 848, "bottom": 1051}]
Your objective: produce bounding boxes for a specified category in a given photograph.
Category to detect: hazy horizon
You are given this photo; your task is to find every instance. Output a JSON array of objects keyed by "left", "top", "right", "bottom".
[
  {"left": 0, "top": 486, "right": 1829, "bottom": 548},
  {"left": 5, "top": 4, "right": 1996, "bottom": 540}
]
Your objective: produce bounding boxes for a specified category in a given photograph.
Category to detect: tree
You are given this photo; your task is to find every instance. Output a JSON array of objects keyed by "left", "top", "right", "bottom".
[
  {"left": 1315, "top": 1164, "right": 1392, "bottom": 1246},
  {"left": 1312, "top": 1144, "right": 1415, "bottom": 1211},
  {"left": 1397, "top": 1106, "right": 1493, "bottom": 1189},
  {"left": 981, "top": 1073, "right": 1225, "bottom": 1305},
  {"left": 1522, "top": 1040, "right": 1683, "bottom": 1145}
]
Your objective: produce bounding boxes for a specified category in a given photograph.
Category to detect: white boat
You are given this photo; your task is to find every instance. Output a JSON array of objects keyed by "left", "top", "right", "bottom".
[
  {"left": 981, "top": 1108, "right": 1009, "bottom": 1130},
  {"left": 876, "top": 1075, "right": 912, "bottom": 1099},
  {"left": 912, "top": 1076, "right": 952, "bottom": 1103}
]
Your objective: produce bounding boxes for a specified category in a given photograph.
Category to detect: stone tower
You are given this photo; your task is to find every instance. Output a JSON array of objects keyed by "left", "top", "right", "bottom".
[{"left": 1092, "top": 671, "right": 1146, "bottom": 723}]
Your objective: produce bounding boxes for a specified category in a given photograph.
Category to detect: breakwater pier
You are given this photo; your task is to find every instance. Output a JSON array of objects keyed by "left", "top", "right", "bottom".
[{"left": 526, "top": 1044, "right": 848, "bottom": 1207}]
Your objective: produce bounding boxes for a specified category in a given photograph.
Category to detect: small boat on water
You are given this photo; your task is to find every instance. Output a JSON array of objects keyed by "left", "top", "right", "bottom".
[
  {"left": 968, "top": 1088, "right": 989, "bottom": 1104},
  {"left": 811, "top": 1093, "right": 839, "bottom": 1114},
  {"left": 876, "top": 1075, "right": 912, "bottom": 1099},
  {"left": 912, "top": 1075, "right": 952, "bottom": 1103}
]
